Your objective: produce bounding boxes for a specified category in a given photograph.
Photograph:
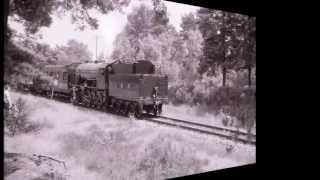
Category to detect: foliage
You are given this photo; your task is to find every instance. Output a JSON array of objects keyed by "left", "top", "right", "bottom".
[
  {"left": 111, "top": 3, "right": 181, "bottom": 81},
  {"left": 12, "top": 31, "right": 92, "bottom": 65},
  {"left": 9, "top": 0, "right": 56, "bottom": 34},
  {"left": 197, "top": 8, "right": 254, "bottom": 86},
  {"left": 60, "top": 127, "right": 205, "bottom": 180},
  {"left": 5, "top": 35, "right": 92, "bottom": 90},
  {"left": 111, "top": 4, "right": 256, "bottom": 129},
  {"left": 4, "top": 98, "right": 39, "bottom": 136},
  {"left": 169, "top": 71, "right": 256, "bottom": 130},
  {"left": 4, "top": 40, "right": 42, "bottom": 84},
  {"left": 138, "top": 134, "right": 204, "bottom": 180},
  {"left": 180, "top": 13, "right": 198, "bottom": 31},
  {"left": 7, "top": 0, "right": 131, "bottom": 35},
  {"left": 54, "top": 39, "right": 93, "bottom": 64},
  {"left": 6, "top": 0, "right": 256, "bottom": 130},
  {"left": 112, "top": 3, "right": 204, "bottom": 84}
]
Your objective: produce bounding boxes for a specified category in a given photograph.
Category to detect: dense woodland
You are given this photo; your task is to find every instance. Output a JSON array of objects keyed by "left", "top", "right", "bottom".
[{"left": 4, "top": 0, "right": 255, "bottom": 129}]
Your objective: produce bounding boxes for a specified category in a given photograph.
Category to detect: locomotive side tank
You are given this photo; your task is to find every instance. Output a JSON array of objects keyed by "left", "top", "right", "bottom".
[
  {"left": 43, "top": 65, "right": 70, "bottom": 95},
  {"left": 32, "top": 65, "right": 70, "bottom": 97},
  {"left": 108, "top": 60, "right": 168, "bottom": 116},
  {"left": 70, "top": 62, "right": 108, "bottom": 108},
  {"left": 27, "top": 60, "right": 168, "bottom": 118}
]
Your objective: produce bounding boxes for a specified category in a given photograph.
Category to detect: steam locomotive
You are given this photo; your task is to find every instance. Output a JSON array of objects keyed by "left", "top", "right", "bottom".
[{"left": 25, "top": 60, "right": 169, "bottom": 118}]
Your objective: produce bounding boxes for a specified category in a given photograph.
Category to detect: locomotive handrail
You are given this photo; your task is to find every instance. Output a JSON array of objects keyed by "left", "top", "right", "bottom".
[
  {"left": 25, "top": 60, "right": 168, "bottom": 122},
  {"left": 71, "top": 85, "right": 99, "bottom": 90},
  {"left": 109, "top": 59, "right": 121, "bottom": 65}
]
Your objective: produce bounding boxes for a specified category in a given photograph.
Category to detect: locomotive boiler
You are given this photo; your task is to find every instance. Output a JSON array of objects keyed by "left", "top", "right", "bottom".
[{"left": 31, "top": 60, "right": 168, "bottom": 118}]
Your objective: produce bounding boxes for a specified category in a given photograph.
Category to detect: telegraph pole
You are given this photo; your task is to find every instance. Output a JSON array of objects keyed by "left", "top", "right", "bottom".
[{"left": 96, "top": 35, "right": 98, "bottom": 61}]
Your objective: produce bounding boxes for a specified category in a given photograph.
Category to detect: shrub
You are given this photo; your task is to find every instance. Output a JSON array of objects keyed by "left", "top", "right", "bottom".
[
  {"left": 211, "top": 87, "right": 255, "bottom": 130},
  {"left": 169, "top": 83, "right": 256, "bottom": 130},
  {"left": 138, "top": 134, "right": 204, "bottom": 180},
  {"left": 4, "top": 97, "right": 40, "bottom": 136}
]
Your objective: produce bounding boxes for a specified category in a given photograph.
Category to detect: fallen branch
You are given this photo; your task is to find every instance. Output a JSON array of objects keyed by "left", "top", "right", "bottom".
[{"left": 34, "top": 154, "right": 67, "bottom": 170}]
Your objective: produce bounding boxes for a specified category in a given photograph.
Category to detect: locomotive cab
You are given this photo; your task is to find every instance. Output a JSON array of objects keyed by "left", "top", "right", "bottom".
[
  {"left": 38, "top": 60, "right": 169, "bottom": 118},
  {"left": 108, "top": 60, "right": 168, "bottom": 116}
]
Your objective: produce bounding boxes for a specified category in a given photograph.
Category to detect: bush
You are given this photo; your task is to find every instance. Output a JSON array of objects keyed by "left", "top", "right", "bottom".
[
  {"left": 169, "top": 81, "right": 256, "bottom": 131},
  {"left": 138, "top": 134, "right": 204, "bottom": 180},
  {"left": 208, "top": 87, "right": 256, "bottom": 130},
  {"left": 59, "top": 129, "right": 206, "bottom": 180},
  {"left": 4, "top": 97, "right": 40, "bottom": 136},
  {"left": 59, "top": 126, "right": 139, "bottom": 179}
]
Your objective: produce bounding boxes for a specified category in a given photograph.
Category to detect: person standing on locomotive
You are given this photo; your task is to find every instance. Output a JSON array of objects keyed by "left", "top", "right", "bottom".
[
  {"left": 152, "top": 86, "right": 159, "bottom": 99},
  {"left": 71, "top": 85, "right": 77, "bottom": 104},
  {"left": 82, "top": 79, "right": 88, "bottom": 95},
  {"left": 4, "top": 83, "right": 13, "bottom": 117},
  {"left": 51, "top": 73, "right": 59, "bottom": 99},
  {"left": 78, "top": 78, "right": 88, "bottom": 105},
  {"left": 152, "top": 86, "right": 160, "bottom": 115}
]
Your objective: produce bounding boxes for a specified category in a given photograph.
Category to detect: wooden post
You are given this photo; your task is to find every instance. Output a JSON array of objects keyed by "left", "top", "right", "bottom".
[
  {"left": 222, "top": 66, "right": 227, "bottom": 87},
  {"left": 248, "top": 64, "right": 252, "bottom": 87}
]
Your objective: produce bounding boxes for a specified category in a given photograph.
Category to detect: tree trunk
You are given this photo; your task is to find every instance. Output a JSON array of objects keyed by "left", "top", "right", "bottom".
[
  {"left": 4, "top": 0, "right": 9, "bottom": 43},
  {"left": 222, "top": 11, "right": 227, "bottom": 87},
  {"left": 248, "top": 64, "right": 252, "bottom": 87},
  {"left": 3, "top": 0, "right": 9, "bottom": 83},
  {"left": 135, "top": 46, "right": 140, "bottom": 61},
  {"left": 222, "top": 66, "right": 227, "bottom": 87}
]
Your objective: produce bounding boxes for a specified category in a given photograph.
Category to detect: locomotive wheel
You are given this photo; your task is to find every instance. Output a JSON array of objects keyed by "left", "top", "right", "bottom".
[
  {"left": 122, "top": 103, "right": 128, "bottom": 116},
  {"left": 46, "top": 91, "right": 51, "bottom": 98},
  {"left": 119, "top": 103, "right": 124, "bottom": 115},
  {"left": 153, "top": 104, "right": 162, "bottom": 116},
  {"left": 115, "top": 102, "right": 121, "bottom": 114},
  {"left": 98, "top": 99, "right": 103, "bottom": 109},
  {"left": 158, "top": 104, "right": 162, "bottom": 116},
  {"left": 71, "top": 97, "right": 77, "bottom": 105},
  {"left": 105, "top": 100, "right": 110, "bottom": 111},
  {"left": 153, "top": 106, "right": 158, "bottom": 116},
  {"left": 134, "top": 105, "right": 142, "bottom": 119},
  {"left": 128, "top": 112, "right": 135, "bottom": 119},
  {"left": 127, "top": 104, "right": 135, "bottom": 118},
  {"left": 146, "top": 107, "right": 151, "bottom": 114}
]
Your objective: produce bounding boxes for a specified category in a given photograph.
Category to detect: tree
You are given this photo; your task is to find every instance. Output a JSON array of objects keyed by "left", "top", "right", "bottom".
[
  {"left": 54, "top": 39, "right": 93, "bottom": 64},
  {"left": 197, "top": 8, "right": 249, "bottom": 87},
  {"left": 178, "top": 13, "right": 203, "bottom": 86},
  {"left": 111, "top": 2, "right": 182, "bottom": 82},
  {"left": 111, "top": 1, "right": 170, "bottom": 61},
  {"left": 197, "top": 8, "right": 224, "bottom": 77},
  {"left": 111, "top": 31, "right": 138, "bottom": 61},
  {"left": 180, "top": 13, "right": 198, "bottom": 32},
  {"left": 151, "top": 0, "right": 170, "bottom": 35},
  {"left": 4, "top": 40, "right": 45, "bottom": 83},
  {"left": 243, "top": 17, "right": 256, "bottom": 87},
  {"left": 97, "top": 51, "right": 108, "bottom": 61},
  {"left": 4, "top": 0, "right": 132, "bottom": 83},
  {"left": 5, "top": 0, "right": 131, "bottom": 41}
]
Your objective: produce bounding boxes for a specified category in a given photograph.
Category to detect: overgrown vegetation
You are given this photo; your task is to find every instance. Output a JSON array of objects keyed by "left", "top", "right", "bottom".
[
  {"left": 138, "top": 134, "right": 204, "bottom": 180},
  {"left": 5, "top": 93, "right": 255, "bottom": 179},
  {"left": 169, "top": 71, "right": 256, "bottom": 131},
  {"left": 4, "top": 97, "right": 42, "bottom": 136},
  {"left": 60, "top": 126, "right": 205, "bottom": 180},
  {"left": 111, "top": 2, "right": 256, "bottom": 131},
  {"left": 5, "top": 0, "right": 256, "bottom": 132}
]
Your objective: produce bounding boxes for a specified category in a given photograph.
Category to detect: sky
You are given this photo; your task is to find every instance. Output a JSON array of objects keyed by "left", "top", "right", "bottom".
[{"left": 9, "top": 0, "right": 200, "bottom": 59}]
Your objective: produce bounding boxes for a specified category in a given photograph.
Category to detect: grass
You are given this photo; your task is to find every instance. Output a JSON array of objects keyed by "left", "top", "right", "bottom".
[
  {"left": 169, "top": 85, "right": 256, "bottom": 133},
  {"left": 5, "top": 92, "right": 255, "bottom": 180}
]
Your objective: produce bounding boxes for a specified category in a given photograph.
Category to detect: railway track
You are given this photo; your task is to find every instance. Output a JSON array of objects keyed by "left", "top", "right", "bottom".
[
  {"left": 16, "top": 90, "right": 256, "bottom": 146},
  {"left": 159, "top": 116, "right": 256, "bottom": 138},
  {"left": 144, "top": 115, "right": 256, "bottom": 146}
]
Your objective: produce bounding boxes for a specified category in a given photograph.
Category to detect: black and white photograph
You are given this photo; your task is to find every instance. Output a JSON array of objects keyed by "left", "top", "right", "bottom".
[{"left": 4, "top": 0, "right": 256, "bottom": 179}]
